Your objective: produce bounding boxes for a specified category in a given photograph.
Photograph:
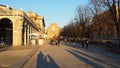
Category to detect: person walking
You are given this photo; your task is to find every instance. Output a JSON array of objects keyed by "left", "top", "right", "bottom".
[
  {"left": 85, "top": 38, "right": 89, "bottom": 48},
  {"left": 57, "top": 36, "right": 61, "bottom": 46},
  {"left": 64, "top": 38, "right": 67, "bottom": 43},
  {"left": 81, "top": 38, "right": 85, "bottom": 48},
  {"left": 81, "top": 41, "right": 85, "bottom": 48},
  {"left": 0, "top": 37, "right": 4, "bottom": 47}
]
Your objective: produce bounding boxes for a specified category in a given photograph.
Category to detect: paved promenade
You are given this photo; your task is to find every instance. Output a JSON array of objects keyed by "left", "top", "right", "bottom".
[
  {"left": 23, "top": 41, "right": 120, "bottom": 68},
  {"left": 0, "top": 45, "right": 40, "bottom": 68},
  {"left": 0, "top": 41, "right": 120, "bottom": 68}
]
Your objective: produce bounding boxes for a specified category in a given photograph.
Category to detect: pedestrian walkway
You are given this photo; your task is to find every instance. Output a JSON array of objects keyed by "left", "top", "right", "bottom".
[
  {"left": 23, "top": 41, "right": 120, "bottom": 68},
  {"left": 63, "top": 41, "right": 120, "bottom": 68},
  {"left": 23, "top": 42, "right": 93, "bottom": 68},
  {"left": 0, "top": 45, "right": 39, "bottom": 68}
]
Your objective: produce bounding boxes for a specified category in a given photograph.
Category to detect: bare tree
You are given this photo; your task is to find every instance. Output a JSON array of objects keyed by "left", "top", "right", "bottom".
[
  {"left": 75, "top": 5, "right": 91, "bottom": 39},
  {"left": 89, "top": 0, "right": 106, "bottom": 40},
  {"left": 102, "top": 0, "right": 120, "bottom": 39},
  {"left": 90, "top": 0, "right": 120, "bottom": 39}
]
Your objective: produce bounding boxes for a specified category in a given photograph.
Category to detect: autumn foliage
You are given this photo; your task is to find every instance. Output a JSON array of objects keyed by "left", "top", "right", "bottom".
[{"left": 61, "top": 0, "right": 120, "bottom": 41}]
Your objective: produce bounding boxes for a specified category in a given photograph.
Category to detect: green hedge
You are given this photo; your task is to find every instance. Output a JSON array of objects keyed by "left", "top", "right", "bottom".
[{"left": 89, "top": 40, "right": 103, "bottom": 44}]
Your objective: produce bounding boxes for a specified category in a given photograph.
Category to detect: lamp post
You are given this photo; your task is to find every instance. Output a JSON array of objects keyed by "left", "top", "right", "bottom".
[{"left": 74, "top": 17, "right": 81, "bottom": 39}]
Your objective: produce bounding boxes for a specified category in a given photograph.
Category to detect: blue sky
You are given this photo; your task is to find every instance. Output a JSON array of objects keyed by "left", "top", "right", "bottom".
[{"left": 0, "top": 0, "right": 89, "bottom": 28}]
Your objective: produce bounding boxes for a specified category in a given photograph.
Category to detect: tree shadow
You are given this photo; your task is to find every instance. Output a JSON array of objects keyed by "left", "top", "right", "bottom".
[
  {"left": 63, "top": 41, "right": 120, "bottom": 65},
  {"left": 66, "top": 49, "right": 103, "bottom": 68},
  {"left": 66, "top": 49, "right": 120, "bottom": 68},
  {"left": 36, "top": 51, "right": 59, "bottom": 68}
]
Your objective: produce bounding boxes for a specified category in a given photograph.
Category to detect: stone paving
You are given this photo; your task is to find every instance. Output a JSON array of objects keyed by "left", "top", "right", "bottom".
[
  {"left": 63, "top": 42, "right": 120, "bottom": 68},
  {"left": 23, "top": 41, "right": 120, "bottom": 68},
  {"left": 0, "top": 45, "right": 40, "bottom": 68},
  {"left": 0, "top": 41, "right": 120, "bottom": 68},
  {"left": 23, "top": 42, "right": 93, "bottom": 68}
]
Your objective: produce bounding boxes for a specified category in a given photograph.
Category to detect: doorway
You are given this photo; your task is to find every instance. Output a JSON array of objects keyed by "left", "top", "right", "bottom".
[{"left": 0, "top": 18, "right": 13, "bottom": 46}]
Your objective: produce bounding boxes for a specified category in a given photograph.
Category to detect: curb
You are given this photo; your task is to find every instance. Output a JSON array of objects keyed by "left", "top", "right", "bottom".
[
  {"left": 0, "top": 47, "right": 7, "bottom": 51},
  {"left": 10, "top": 45, "right": 40, "bottom": 68}
]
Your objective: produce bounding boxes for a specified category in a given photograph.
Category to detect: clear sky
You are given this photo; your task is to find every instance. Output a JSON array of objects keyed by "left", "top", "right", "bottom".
[{"left": 0, "top": 0, "right": 89, "bottom": 28}]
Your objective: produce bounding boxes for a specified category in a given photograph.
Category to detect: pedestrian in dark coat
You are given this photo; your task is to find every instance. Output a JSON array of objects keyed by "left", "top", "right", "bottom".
[
  {"left": 85, "top": 38, "right": 89, "bottom": 48},
  {"left": 57, "top": 37, "right": 60, "bottom": 46},
  {"left": 81, "top": 40, "right": 85, "bottom": 48}
]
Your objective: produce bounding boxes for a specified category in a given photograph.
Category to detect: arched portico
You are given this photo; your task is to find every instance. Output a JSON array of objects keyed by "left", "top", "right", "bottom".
[
  {"left": 0, "top": 18, "right": 13, "bottom": 46},
  {"left": 0, "top": 4, "right": 45, "bottom": 46}
]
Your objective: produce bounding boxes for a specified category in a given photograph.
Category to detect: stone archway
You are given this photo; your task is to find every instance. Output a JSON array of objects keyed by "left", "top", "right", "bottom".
[{"left": 0, "top": 18, "right": 13, "bottom": 46}]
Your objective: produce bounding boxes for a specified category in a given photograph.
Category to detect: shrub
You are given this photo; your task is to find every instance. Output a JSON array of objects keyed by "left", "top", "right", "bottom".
[{"left": 89, "top": 40, "right": 102, "bottom": 44}]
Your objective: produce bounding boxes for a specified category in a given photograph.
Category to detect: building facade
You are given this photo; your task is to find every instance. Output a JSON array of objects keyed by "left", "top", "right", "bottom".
[
  {"left": 0, "top": 5, "right": 45, "bottom": 46},
  {"left": 47, "top": 23, "right": 60, "bottom": 39}
]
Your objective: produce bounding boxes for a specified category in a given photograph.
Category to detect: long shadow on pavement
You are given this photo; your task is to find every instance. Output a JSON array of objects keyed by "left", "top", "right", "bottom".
[
  {"left": 36, "top": 51, "right": 59, "bottom": 68},
  {"left": 64, "top": 43, "right": 120, "bottom": 68},
  {"left": 66, "top": 49, "right": 103, "bottom": 68},
  {"left": 69, "top": 49, "right": 120, "bottom": 68}
]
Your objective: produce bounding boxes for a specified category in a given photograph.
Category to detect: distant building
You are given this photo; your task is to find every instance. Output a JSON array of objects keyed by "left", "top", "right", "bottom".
[
  {"left": 26, "top": 12, "right": 45, "bottom": 32},
  {"left": 47, "top": 23, "right": 60, "bottom": 39},
  {"left": 0, "top": 4, "right": 45, "bottom": 46}
]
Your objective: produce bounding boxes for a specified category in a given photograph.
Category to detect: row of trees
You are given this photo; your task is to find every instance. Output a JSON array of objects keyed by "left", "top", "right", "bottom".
[{"left": 61, "top": 0, "right": 120, "bottom": 40}]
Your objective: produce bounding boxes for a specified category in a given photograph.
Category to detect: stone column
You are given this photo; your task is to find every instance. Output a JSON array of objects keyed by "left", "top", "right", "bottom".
[
  {"left": 23, "top": 22, "right": 27, "bottom": 45},
  {"left": 26, "top": 24, "right": 30, "bottom": 44},
  {"left": 28, "top": 24, "right": 30, "bottom": 44},
  {"left": 29, "top": 26, "right": 32, "bottom": 40},
  {"left": 13, "top": 22, "right": 23, "bottom": 46}
]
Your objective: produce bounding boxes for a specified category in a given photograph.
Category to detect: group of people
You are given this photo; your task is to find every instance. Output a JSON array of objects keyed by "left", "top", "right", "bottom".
[
  {"left": 54, "top": 36, "right": 61, "bottom": 46},
  {"left": 64, "top": 37, "right": 89, "bottom": 48},
  {"left": 81, "top": 38, "right": 89, "bottom": 48},
  {"left": 49, "top": 36, "right": 61, "bottom": 46}
]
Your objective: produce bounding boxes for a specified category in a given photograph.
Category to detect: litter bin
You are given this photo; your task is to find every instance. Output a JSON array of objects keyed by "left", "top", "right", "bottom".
[
  {"left": 31, "top": 40, "right": 36, "bottom": 45},
  {"left": 38, "top": 38, "right": 44, "bottom": 45}
]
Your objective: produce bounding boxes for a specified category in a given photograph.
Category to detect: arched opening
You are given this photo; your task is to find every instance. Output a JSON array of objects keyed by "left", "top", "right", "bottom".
[{"left": 0, "top": 18, "right": 13, "bottom": 46}]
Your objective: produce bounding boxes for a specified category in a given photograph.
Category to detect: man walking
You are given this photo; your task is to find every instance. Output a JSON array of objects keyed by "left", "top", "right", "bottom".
[{"left": 85, "top": 38, "right": 89, "bottom": 48}]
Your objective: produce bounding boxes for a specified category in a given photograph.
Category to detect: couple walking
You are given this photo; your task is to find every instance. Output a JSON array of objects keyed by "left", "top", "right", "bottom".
[{"left": 81, "top": 38, "right": 89, "bottom": 48}]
